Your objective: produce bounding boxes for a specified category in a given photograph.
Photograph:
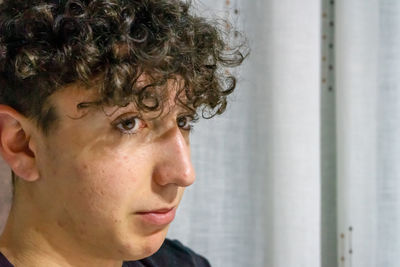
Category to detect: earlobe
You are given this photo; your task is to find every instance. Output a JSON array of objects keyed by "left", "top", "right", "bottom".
[{"left": 0, "top": 105, "right": 39, "bottom": 182}]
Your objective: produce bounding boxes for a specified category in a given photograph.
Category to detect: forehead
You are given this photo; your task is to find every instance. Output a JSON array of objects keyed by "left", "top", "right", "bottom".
[{"left": 47, "top": 76, "right": 191, "bottom": 119}]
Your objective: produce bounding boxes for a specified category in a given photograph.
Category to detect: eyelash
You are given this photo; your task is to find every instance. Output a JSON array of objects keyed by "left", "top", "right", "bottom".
[{"left": 113, "top": 114, "right": 199, "bottom": 135}]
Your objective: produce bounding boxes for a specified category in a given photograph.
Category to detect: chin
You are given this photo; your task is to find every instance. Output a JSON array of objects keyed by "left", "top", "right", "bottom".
[{"left": 122, "top": 226, "right": 169, "bottom": 261}]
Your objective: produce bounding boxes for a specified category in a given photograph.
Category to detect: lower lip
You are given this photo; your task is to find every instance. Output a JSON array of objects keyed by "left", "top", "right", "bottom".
[{"left": 137, "top": 208, "right": 176, "bottom": 225}]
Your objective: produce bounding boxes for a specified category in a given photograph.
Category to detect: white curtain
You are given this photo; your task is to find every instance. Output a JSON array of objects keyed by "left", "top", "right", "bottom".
[
  {"left": 169, "top": 0, "right": 400, "bottom": 267},
  {"left": 1, "top": 0, "right": 400, "bottom": 267},
  {"left": 170, "top": 0, "right": 323, "bottom": 266}
]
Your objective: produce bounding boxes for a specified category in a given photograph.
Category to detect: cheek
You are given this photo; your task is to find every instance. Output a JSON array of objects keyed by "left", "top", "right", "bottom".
[
  {"left": 70, "top": 151, "right": 148, "bottom": 213},
  {"left": 42, "top": 133, "right": 154, "bottom": 228},
  {"left": 74, "top": 164, "right": 126, "bottom": 207},
  {"left": 55, "top": 158, "right": 140, "bottom": 236}
]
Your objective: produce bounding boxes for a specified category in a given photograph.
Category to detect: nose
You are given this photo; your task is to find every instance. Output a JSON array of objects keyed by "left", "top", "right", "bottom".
[{"left": 152, "top": 126, "right": 195, "bottom": 187}]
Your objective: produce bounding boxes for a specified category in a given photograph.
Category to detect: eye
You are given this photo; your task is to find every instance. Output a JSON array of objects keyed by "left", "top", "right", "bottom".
[
  {"left": 177, "top": 114, "right": 198, "bottom": 131},
  {"left": 113, "top": 116, "right": 145, "bottom": 135}
]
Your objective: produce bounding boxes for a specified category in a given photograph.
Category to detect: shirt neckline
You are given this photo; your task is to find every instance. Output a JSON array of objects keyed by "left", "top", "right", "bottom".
[{"left": 0, "top": 250, "right": 13, "bottom": 267}]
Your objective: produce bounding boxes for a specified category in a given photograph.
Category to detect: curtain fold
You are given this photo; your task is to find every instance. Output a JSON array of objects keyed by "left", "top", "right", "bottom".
[{"left": 336, "top": 0, "right": 400, "bottom": 266}]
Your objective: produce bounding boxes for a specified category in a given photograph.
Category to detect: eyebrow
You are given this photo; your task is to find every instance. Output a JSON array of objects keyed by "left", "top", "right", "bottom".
[
  {"left": 76, "top": 100, "right": 128, "bottom": 117},
  {"left": 75, "top": 98, "right": 196, "bottom": 121},
  {"left": 76, "top": 100, "right": 103, "bottom": 109}
]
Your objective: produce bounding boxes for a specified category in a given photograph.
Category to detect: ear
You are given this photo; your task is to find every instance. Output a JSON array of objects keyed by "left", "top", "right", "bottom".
[{"left": 0, "top": 105, "right": 39, "bottom": 181}]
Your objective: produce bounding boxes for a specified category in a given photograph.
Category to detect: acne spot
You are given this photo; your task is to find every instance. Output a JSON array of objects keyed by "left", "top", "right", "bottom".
[
  {"left": 77, "top": 224, "right": 87, "bottom": 236},
  {"left": 57, "top": 220, "right": 65, "bottom": 228}
]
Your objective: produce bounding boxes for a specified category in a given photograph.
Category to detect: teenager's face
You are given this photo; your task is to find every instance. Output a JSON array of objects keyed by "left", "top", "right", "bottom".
[{"left": 31, "top": 81, "right": 196, "bottom": 261}]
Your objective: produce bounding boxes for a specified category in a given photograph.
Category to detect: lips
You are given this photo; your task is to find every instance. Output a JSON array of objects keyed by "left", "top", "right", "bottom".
[{"left": 136, "top": 207, "right": 176, "bottom": 225}]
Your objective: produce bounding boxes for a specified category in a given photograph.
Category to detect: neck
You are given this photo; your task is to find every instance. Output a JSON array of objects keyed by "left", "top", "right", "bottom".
[{"left": 0, "top": 200, "right": 123, "bottom": 267}]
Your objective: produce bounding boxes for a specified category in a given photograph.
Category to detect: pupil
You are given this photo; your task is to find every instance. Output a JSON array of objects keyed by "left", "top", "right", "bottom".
[
  {"left": 123, "top": 119, "right": 135, "bottom": 129},
  {"left": 178, "top": 117, "right": 186, "bottom": 127}
]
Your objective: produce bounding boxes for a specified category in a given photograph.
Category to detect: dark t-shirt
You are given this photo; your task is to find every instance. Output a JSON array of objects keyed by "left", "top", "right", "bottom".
[{"left": 0, "top": 239, "right": 211, "bottom": 267}]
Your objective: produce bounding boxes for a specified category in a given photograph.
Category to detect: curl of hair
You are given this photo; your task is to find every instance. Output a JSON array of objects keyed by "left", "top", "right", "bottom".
[{"left": 0, "top": 0, "right": 247, "bottom": 132}]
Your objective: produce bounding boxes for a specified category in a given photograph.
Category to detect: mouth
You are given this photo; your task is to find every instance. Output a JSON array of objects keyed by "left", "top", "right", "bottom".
[{"left": 136, "top": 207, "right": 176, "bottom": 225}]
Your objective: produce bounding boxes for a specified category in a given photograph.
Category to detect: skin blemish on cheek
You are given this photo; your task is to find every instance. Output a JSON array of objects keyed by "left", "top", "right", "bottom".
[
  {"left": 57, "top": 220, "right": 65, "bottom": 228},
  {"left": 78, "top": 228, "right": 85, "bottom": 236}
]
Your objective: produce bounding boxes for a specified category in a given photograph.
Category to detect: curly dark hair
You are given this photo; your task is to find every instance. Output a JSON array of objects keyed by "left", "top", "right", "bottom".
[{"left": 0, "top": 0, "right": 246, "bottom": 134}]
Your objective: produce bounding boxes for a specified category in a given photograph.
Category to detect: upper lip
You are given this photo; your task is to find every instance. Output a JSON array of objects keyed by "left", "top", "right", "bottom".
[{"left": 136, "top": 207, "right": 175, "bottom": 214}]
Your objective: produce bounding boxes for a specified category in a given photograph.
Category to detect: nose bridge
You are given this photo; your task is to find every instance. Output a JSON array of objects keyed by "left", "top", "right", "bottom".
[{"left": 153, "top": 126, "right": 195, "bottom": 187}]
